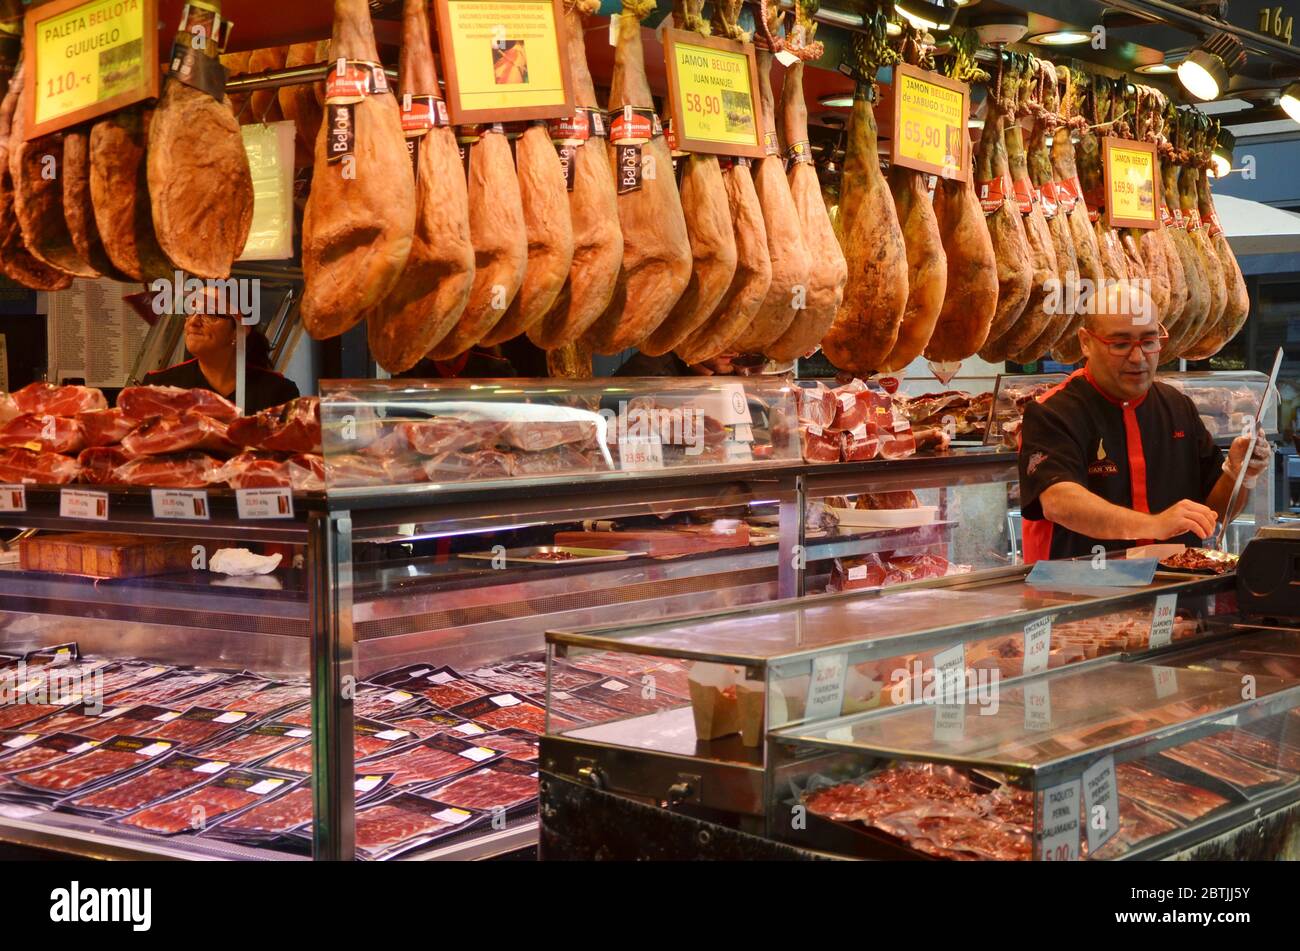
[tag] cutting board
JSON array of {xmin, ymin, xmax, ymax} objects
[{"xmin": 19, "ymin": 533, "xmax": 197, "ymax": 579}]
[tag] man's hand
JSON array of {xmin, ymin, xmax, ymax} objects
[
  {"xmin": 1225, "ymin": 425, "xmax": 1271, "ymax": 488},
  {"xmin": 1147, "ymin": 499, "xmax": 1218, "ymax": 541}
]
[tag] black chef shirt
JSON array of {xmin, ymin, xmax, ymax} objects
[
  {"xmin": 143, "ymin": 359, "xmax": 300, "ymax": 414},
  {"xmin": 1018, "ymin": 368, "xmax": 1224, "ymax": 562}
]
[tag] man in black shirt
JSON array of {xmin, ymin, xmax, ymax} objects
[{"xmin": 1019, "ymin": 283, "xmax": 1271, "ymax": 562}]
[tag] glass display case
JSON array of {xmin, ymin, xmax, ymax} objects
[
  {"xmin": 542, "ymin": 568, "xmax": 1238, "ymax": 825},
  {"xmin": 768, "ymin": 641, "xmax": 1300, "ymax": 860}
]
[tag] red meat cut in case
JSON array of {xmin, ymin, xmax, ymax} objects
[
  {"xmin": 0, "ymin": 448, "xmax": 80, "ymax": 484},
  {"xmin": 496, "ymin": 420, "xmax": 595, "ymax": 453},
  {"xmin": 357, "ymin": 734, "xmax": 496, "ymax": 787},
  {"xmin": 0, "ymin": 733, "xmax": 94, "ymax": 773},
  {"xmin": 397, "ymin": 418, "xmax": 506, "ymax": 455},
  {"xmin": 111, "ymin": 453, "xmax": 221, "ymax": 488},
  {"xmin": 12, "ymin": 383, "xmax": 107, "ymax": 417},
  {"xmin": 209, "ymin": 786, "xmax": 314, "ymax": 835},
  {"xmin": 841, "ymin": 427, "xmax": 879, "ymax": 462},
  {"xmin": 426, "ymin": 759, "xmax": 538, "ymax": 811},
  {"xmin": 0, "ymin": 703, "xmax": 68, "ymax": 730},
  {"xmin": 197, "ymin": 725, "xmax": 309, "ymax": 764},
  {"xmin": 107, "ymin": 670, "xmax": 227, "ymax": 706},
  {"xmin": 77, "ymin": 447, "xmax": 131, "ymax": 484},
  {"xmin": 511, "ymin": 445, "xmax": 597, "ymax": 476},
  {"xmin": 171, "ymin": 675, "xmax": 269, "ymax": 710},
  {"xmin": 120, "ymin": 413, "xmax": 237, "ymax": 456},
  {"xmin": 1116, "ymin": 762, "xmax": 1229, "ymax": 822},
  {"xmin": 150, "ymin": 707, "xmax": 251, "ymax": 746},
  {"xmin": 799, "ymin": 424, "xmax": 841, "ymax": 464},
  {"xmin": 797, "ymin": 382, "xmax": 837, "ymax": 429},
  {"xmin": 226, "ymin": 397, "xmax": 321, "ymax": 453},
  {"xmin": 12, "ymin": 736, "xmax": 169, "ymax": 793},
  {"xmin": 208, "ymin": 451, "xmax": 324, "ymax": 490},
  {"xmin": 66, "ymin": 755, "xmax": 229, "ymax": 813},
  {"xmin": 77, "ymin": 408, "xmax": 138, "ymax": 447},
  {"xmin": 476, "ymin": 729, "xmax": 539, "ymax": 762},
  {"xmin": 422, "ymin": 449, "xmax": 514, "ymax": 481},
  {"xmin": 354, "ymin": 796, "xmax": 468, "ymax": 857},
  {"xmin": 118, "ymin": 772, "xmax": 290, "ymax": 834},
  {"xmin": 0, "ymin": 414, "xmax": 86, "ymax": 454},
  {"xmin": 117, "ymin": 386, "xmax": 239, "ymax": 422}
]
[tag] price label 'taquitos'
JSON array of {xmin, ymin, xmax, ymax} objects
[
  {"xmin": 662, "ymin": 28, "xmax": 763, "ymax": 159},
  {"xmin": 23, "ymin": 0, "xmax": 160, "ymax": 140},
  {"xmin": 890, "ymin": 64, "xmax": 969, "ymax": 182},
  {"xmin": 1103, "ymin": 137, "xmax": 1159, "ymax": 230}
]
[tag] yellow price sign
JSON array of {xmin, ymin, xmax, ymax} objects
[
  {"xmin": 434, "ymin": 0, "xmax": 574, "ymax": 125},
  {"xmin": 662, "ymin": 28, "xmax": 763, "ymax": 159},
  {"xmin": 23, "ymin": 0, "xmax": 159, "ymax": 140},
  {"xmin": 890, "ymin": 64, "xmax": 969, "ymax": 182},
  {"xmin": 1102, "ymin": 137, "xmax": 1159, "ymax": 230}
]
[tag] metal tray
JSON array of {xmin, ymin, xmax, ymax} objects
[{"xmin": 458, "ymin": 546, "xmax": 644, "ymax": 565}]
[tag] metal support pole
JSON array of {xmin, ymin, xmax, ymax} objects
[
  {"xmin": 777, "ymin": 474, "xmax": 807, "ymax": 600},
  {"xmin": 309, "ymin": 510, "xmax": 356, "ymax": 860}
]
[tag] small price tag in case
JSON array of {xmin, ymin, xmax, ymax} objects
[
  {"xmin": 804, "ymin": 653, "xmax": 848, "ymax": 721},
  {"xmin": 0, "ymin": 485, "xmax": 26, "ymax": 512},
  {"xmin": 490, "ymin": 694, "xmax": 522, "ymax": 707},
  {"xmin": 287, "ymin": 728, "xmax": 311, "ymax": 738},
  {"xmin": 247, "ymin": 779, "xmax": 286, "ymax": 795},
  {"xmin": 213, "ymin": 712, "xmax": 247, "ymax": 724},
  {"xmin": 1023, "ymin": 679, "xmax": 1052, "ymax": 732},
  {"xmin": 460, "ymin": 746, "xmax": 497, "ymax": 762},
  {"xmin": 619, "ymin": 436, "xmax": 664, "ymax": 472},
  {"xmin": 356, "ymin": 775, "xmax": 384, "ymax": 793},
  {"xmin": 375, "ymin": 729, "xmax": 409, "ymax": 741},
  {"xmin": 1023, "ymin": 616, "xmax": 1052, "ymax": 676},
  {"xmin": 427, "ymin": 671, "xmax": 454, "ymax": 684},
  {"xmin": 1083, "ymin": 754, "xmax": 1120, "ymax": 853},
  {"xmin": 433, "ymin": 807, "xmax": 474, "ymax": 824},
  {"xmin": 194, "ymin": 760, "xmax": 228, "ymax": 774},
  {"xmin": 2, "ymin": 734, "xmax": 37, "ymax": 749},
  {"xmin": 454, "ymin": 723, "xmax": 486, "ymax": 735},
  {"xmin": 236, "ymin": 487, "xmax": 295, "ymax": 520},
  {"xmin": 151, "ymin": 489, "xmax": 210, "ymax": 521},
  {"xmin": 1148, "ymin": 594, "xmax": 1177, "ymax": 649},
  {"xmin": 1039, "ymin": 779, "xmax": 1082, "ymax": 861},
  {"xmin": 137, "ymin": 742, "xmax": 172, "ymax": 757},
  {"xmin": 601, "ymin": 680, "xmax": 629, "ymax": 692},
  {"xmin": 60, "ymin": 489, "xmax": 108, "ymax": 521}
]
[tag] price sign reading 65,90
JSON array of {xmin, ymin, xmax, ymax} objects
[{"xmin": 891, "ymin": 64, "xmax": 970, "ymax": 183}]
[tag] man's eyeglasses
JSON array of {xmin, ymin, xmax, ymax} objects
[{"xmin": 1082, "ymin": 323, "xmax": 1169, "ymax": 357}]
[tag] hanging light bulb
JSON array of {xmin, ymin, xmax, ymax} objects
[
  {"xmin": 1177, "ymin": 32, "xmax": 1247, "ymax": 101},
  {"xmin": 1281, "ymin": 81, "xmax": 1300, "ymax": 124},
  {"xmin": 1209, "ymin": 128, "xmax": 1235, "ymax": 178},
  {"xmin": 894, "ymin": 0, "xmax": 960, "ymax": 32}
]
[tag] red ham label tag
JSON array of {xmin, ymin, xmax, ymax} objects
[
  {"xmin": 1012, "ymin": 177, "xmax": 1035, "ymax": 215},
  {"xmin": 1207, "ymin": 212, "xmax": 1224, "ymax": 237},
  {"xmin": 548, "ymin": 111, "xmax": 591, "ymax": 142},
  {"xmin": 326, "ymin": 60, "xmax": 384, "ymax": 104},
  {"xmin": 1188, "ymin": 208, "xmax": 1202, "ymax": 232},
  {"xmin": 609, "ymin": 106, "xmax": 655, "ymax": 144},
  {"xmin": 664, "ymin": 120, "xmax": 679, "ymax": 153},
  {"xmin": 1053, "ymin": 177, "xmax": 1078, "ymax": 213},
  {"xmin": 1039, "ymin": 180, "xmax": 1060, "ymax": 219},
  {"xmin": 1172, "ymin": 205, "xmax": 1185, "ymax": 228},
  {"xmin": 977, "ymin": 174, "xmax": 1011, "ymax": 215},
  {"xmin": 400, "ymin": 95, "xmax": 443, "ymax": 134},
  {"xmin": 1160, "ymin": 203, "xmax": 1173, "ymax": 228}
]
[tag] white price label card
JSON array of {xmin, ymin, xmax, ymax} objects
[
  {"xmin": 490, "ymin": 694, "xmax": 522, "ymax": 707},
  {"xmin": 194, "ymin": 760, "xmax": 228, "ymax": 774},
  {"xmin": 287, "ymin": 728, "xmax": 311, "ymax": 738},
  {"xmin": 236, "ymin": 487, "xmax": 295, "ymax": 520},
  {"xmin": 618, "ymin": 436, "xmax": 664, "ymax": 471},
  {"xmin": 0, "ymin": 485, "xmax": 26, "ymax": 512},
  {"xmin": 933, "ymin": 642, "xmax": 967, "ymax": 702},
  {"xmin": 1038, "ymin": 779, "xmax": 1082, "ymax": 861},
  {"xmin": 1023, "ymin": 616, "xmax": 1052, "ymax": 676},
  {"xmin": 408, "ymin": 667, "xmax": 432, "ymax": 678},
  {"xmin": 600, "ymin": 680, "xmax": 629, "ymax": 692},
  {"xmin": 1023, "ymin": 679, "xmax": 1052, "ymax": 732},
  {"xmin": 374, "ymin": 729, "xmax": 410, "ymax": 741},
  {"xmin": 151, "ymin": 489, "xmax": 210, "ymax": 520},
  {"xmin": 152, "ymin": 711, "xmax": 184, "ymax": 722},
  {"xmin": 1152, "ymin": 665, "xmax": 1179, "ymax": 698},
  {"xmin": 3, "ymin": 734, "xmax": 37, "ymax": 748},
  {"xmin": 804, "ymin": 652, "xmax": 848, "ymax": 721},
  {"xmin": 1148, "ymin": 594, "xmax": 1177, "ymax": 649},
  {"xmin": 356, "ymin": 775, "xmax": 384, "ymax": 793},
  {"xmin": 137, "ymin": 742, "xmax": 172, "ymax": 757},
  {"xmin": 460, "ymin": 746, "xmax": 497, "ymax": 762},
  {"xmin": 247, "ymin": 779, "xmax": 286, "ymax": 795},
  {"xmin": 69, "ymin": 741, "xmax": 98, "ymax": 754},
  {"xmin": 213, "ymin": 712, "xmax": 247, "ymax": 724},
  {"xmin": 427, "ymin": 671, "xmax": 454, "ymax": 684},
  {"xmin": 382, "ymin": 690, "xmax": 412, "ymax": 704},
  {"xmin": 1083, "ymin": 754, "xmax": 1119, "ymax": 853},
  {"xmin": 933, "ymin": 701, "xmax": 966, "ymax": 742},
  {"xmin": 60, "ymin": 489, "xmax": 108, "ymax": 520},
  {"xmin": 454, "ymin": 723, "xmax": 486, "ymax": 735},
  {"xmin": 433, "ymin": 807, "xmax": 474, "ymax": 824},
  {"xmin": 718, "ymin": 383, "xmax": 754, "ymax": 426}
]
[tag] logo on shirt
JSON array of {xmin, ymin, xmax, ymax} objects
[
  {"xmin": 1173, "ymin": 429, "xmax": 1185, "ymax": 439},
  {"xmin": 1087, "ymin": 438, "xmax": 1119, "ymax": 477},
  {"xmin": 1027, "ymin": 451, "xmax": 1048, "ymax": 475}
]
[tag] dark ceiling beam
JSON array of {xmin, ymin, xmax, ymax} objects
[{"xmin": 1097, "ymin": 0, "xmax": 1300, "ymax": 65}]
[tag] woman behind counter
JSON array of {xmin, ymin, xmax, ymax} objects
[{"xmin": 144, "ymin": 312, "xmax": 299, "ymax": 413}]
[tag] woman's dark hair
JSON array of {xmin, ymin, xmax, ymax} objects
[{"xmin": 244, "ymin": 326, "xmax": 274, "ymax": 370}]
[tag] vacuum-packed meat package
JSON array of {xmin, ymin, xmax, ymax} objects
[
  {"xmin": 352, "ymin": 685, "xmax": 425, "ymax": 721},
  {"xmin": 0, "ymin": 448, "xmax": 81, "ymax": 484},
  {"xmin": 380, "ymin": 711, "xmax": 491, "ymax": 740},
  {"xmin": 13, "ymin": 383, "xmax": 107, "ymax": 417},
  {"xmin": 352, "ymin": 793, "xmax": 484, "ymax": 860},
  {"xmin": 1116, "ymin": 762, "xmax": 1230, "ymax": 822},
  {"xmin": 150, "ymin": 707, "xmax": 254, "ymax": 746},
  {"xmin": 0, "ymin": 703, "xmax": 71, "ymax": 731},
  {"xmin": 226, "ymin": 397, "xmax": 321, "ymax": 453},
  {"xmin": 205, "ymin": 774, "xmax": 389, "ymax": 840},
  {"xmin": 114, "ymin": 770, "xmax": 295, "ymax": 835},
  {"xmin": 526, "ymin": 690, "xmax": 619, "ymax": 725},
  {"xmin": 369, "ymin": 664, "xmax": 493, "ymax": 709},
  {"xmin": 450, "ymin": 694, "xmax": 570, "ymax": 734},
  {"xmin": 0, "ymin": 731, "xmax": 95, "ymax": 773},
  {"xmin": 260, "ymin": 718, "xmax": 415, "ymax": 775},
  {"xmin": 799, "ymin": 424, "xmax": 841, "ymax": 464},
  {"xmin": 61, "ymin": 753, "xmax": 233, "ymax": 816},
  {"xmin": 0, "ymin": 413, "xmax": 87, "ymax": 454},
  {"xmin": 77, "ymin": 408, "xmax": 137, "ymax": 448},
  {"xmin": 175, "ymin": 674, "xmax": 272, "ymax": 710},
  {"xmin": 1159, "ymin": 737, "xmax": 1286, "ymax": 790},
  {"xmin": 423, "ymin": 758, "xmax": 539, "ymax": 812},
  {"xmin": 357, "ymin": 733, "xmax": 500, "ymax": 787},
  {"xmin": 10, "ymin": 734, "xmax": 177, "ymax": 795},
  {"xmin": 120, "ymin": 413, "xmax": 236, "ymax": 457},
  {"xmin": 195, "ymin": 723, "xmax": 310, "ymax": 764},
  {"xmin": 570, "ymin": 677, "xmax": 686, "ymax": 717},
  {"xmin": 107, "ymin": 669, "xmax": 228, "ymax": 706},
  {"xmin": 76, "ymin": 447, "xmax": 131, "ymax": 484},
  {"xmin": 223, "ymin": 682, "xmax": 310, "ymax": 717},
  {"xmin": 476, "ymin": 729, "xmax": 539, "ymax": 762},
  {"xmin": 110, "ymin": 452, "xmax": 222, "ymax": 488},
  {"xmin": 24, "ymin": 702, "xmax": 172, "ymax": 740},
  {"xmin": 396, "ymin": 418, "xmax": 506, "ymax": 456},
  {"xmin": 116, "ymin": 386, "xmax": 239, "ymax": 422}
]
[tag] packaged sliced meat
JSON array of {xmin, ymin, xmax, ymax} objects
[
  {"xmin": 827, "ymin": 553, "xmax": 889, "ymax": 593},
  {"xmin": 497, "ymin": 420, "xmax": 596, "ymax": 453},
  {"xmin": 226, "ymin": 397, "xmax": 321, "ymax": 453},
  {"xmin": 395, "ymin": 418, "xmax": 505, "ymax": 456},
  {"xmin": 111, "ymin": 453, "xmax": 222, "ymax": 488},
  {"xmin": 799, "ymin": 424, "xmax": 841, "ymax": 464},
  {"xmin": 380, "ymin": 711, "xmax": 491, "ymax": 741},
  {"xmin": 24, "ymin": 702, "xmax": 172, "ymax": 741},
  {"xmin": 512, "ymin": 445, "xmax": 600, "ymax": 477},
  {"xmin": 62, "ymin": 753, "xmax": 233, "ymax": 816},
  {"xmin": 10, "ymin": 734, "xmax": 176, "ymax": 795},
  {"xmin": 797, "ymin": 382, "xmax": 837, "ymax": 429},
  {"xmin": 107, "ymin": 670, "xmax": 228, "ymax": 707},
  {"xmin": 841, "ymin": 427, "xmax": 879, "ymax": 462},
  {"xmin": 369, "ymin": 665, "xmax": 493, "ymax": 709},
  {"xmin": 356, "ymin": 733, "xmax": 501, "ymax": 787},
  {"xmin": 150, "ymin": 707, "xmax": 254, "ymax": 746},
  {"xmin": 259, "ymin": 718, "xmax": 414, "ymax": 775},
  {"xmin": 1159, "ymin": 737, "xmax": 1286, "ymax": 790},
  {"xmin": 175, "ymin": 674, "xmax": 272, "ymax": 710},
  {"xmin": 352, "ymin": 685, "xmax": 424, "ymax": 721},
  {"xmin": 450, "ymin": 694, "xmax": 573, "ymax": 734},
  {"xmin": 1207, "ymin": 729, "xmax": 1300, "ymax": 774},
  {"xmin": 12, "ymin": 383, "xmax": 106, "ymax": 417},
  {"xmin": 0, "ymin": 731, "xmax": 96, "ymax": 773},
  {"xmin": 528, "ymin": 686, "xmax": 623, "ymax": 725},
  {"xmin": 205, "ymin": 773, "xmax": 389, "ymax": 841},
  {"xmin": 76, "ymin": 407, "xmax": 137, "ymax": 448},
  {"xmin": 466, "ymin": 655, "xmax": 601, "ymax": 694},
  {"xmin": 116, "ymin": 386, "xmax": 239, "ymax": 422},
  {"xmin": 207, "ymin": 452, "xmax": 324, "ymax": 491},
  {"xmin": 0, "ymin": 448, "xmax": 80, "ymax": 484},
  {"xmin": 0, "ymin": 413, "xmax": 86, "ymax": 454},
  {"xmin": 120, "ymin": 413, "xmax": 236, "ymax": 457},
  {"xmin": 0, "ymin": 703, "xmax": 72, "ymax": 731},
  {"xmin": 567, "ymin": 651, "xmax": 679, "ymax": 681},
  {"xmin": 352, "ymin": 792, "xmax": 484, "ymax": 860},
  {"xmin": 228, "ymin": 683, "xmax": 310, "ymax": 717},
  {"xmin": 570, "ymin": 677, "xmax": 686, "ymax": 718},
  {"xmin": 115, "ymin": 769, "xmax": 295, "ymax": 835},
  {"xmin": 476, "ymin": 729, "xmax": 539, "ymax": 762},
  {"xmin": 423, "ymin": 758, "xmax": 539, "ymax": 812},
  {"xmin": 1116, "ymin": 762, "xmax": 1229, "ymax": 823},
  {"xmin": 1089, "ymin": 795, "xmax": 1182, "ymax": 859},
  {"xmin": 196, "ymin": 723, "xmax": 311, "ymax": 765},
  {"xmin": 421, "ymin": 449, "xmax": 515, "ymax": 482},
  {"xmin": 76, "ymin": 447, "xmax": 131, "ymax": 485}
]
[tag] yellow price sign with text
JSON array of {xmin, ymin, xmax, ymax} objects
[
  {"xmin": 1103, "ymin": 138, "xmax": 1159, "ymax": 230},
  {"xmin": 662, "ymin": 28, "xmax": 763, "ymax": 159},
  {"xmin": 434, "ymin": 0, "xmax": 574, "ymax": 125},
  {"xmin": 891, "ymin": 64, "xmax": 969, "ymax": 182},
  {"xmin": 24, "ymin": 0, "xmax": 159, "ymax": 140}
]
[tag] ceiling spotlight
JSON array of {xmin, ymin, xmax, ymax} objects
[
  {"xmin": 1177, "ymin": 32, "xmax": 1247, "ymax": 102},
  {"xmin": 1282, "ymin": 81, "xmax": 1300, "ymax": 124},
  {"xmin": 1210, "ymin": 128, "xmax": 1236, "ymax": 178},
  {"xmin": 819, "ymin": 94, "xmax": 855, "ymax": 108},
  {"xmin": 971, "ymin": 13, "xmax": 1028, "ymax": 47},
  {"xmin": 886, "ymin": 21, "xmax": 902, "ymax": 37},
  {"xmin": 1135, "ymin": 62, "xmax": 1175, "ymax": 75},
  {"xmin": 1027, "ymin": 30, "xmax": 1092, "ymax": 46},
  {"xmin": 894, "ymin": 0, "xmax": 960, "ymax": 32}
]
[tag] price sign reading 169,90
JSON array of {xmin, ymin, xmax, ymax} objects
[{"xmin": 23, "ymin": 0, "xmax": 160, "ymax": 140}]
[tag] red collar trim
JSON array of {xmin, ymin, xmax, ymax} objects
[{"xmin": 1083, "ymin": 365, "xmax": 1148, "ymax": 409}]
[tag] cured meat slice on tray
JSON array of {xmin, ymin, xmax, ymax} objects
[
  {"xmin": 571, "ymin": 677, "xmax": 686, "ymax": 717},
  {"xmin": 107, "ymin": 670, "xmax": 227, "ymax": 707},
  {"xmin": 0, "ymin": 448, "xmax": 79, "ymax": 484},
  {"xmin": 580, "ymin": 0, "xmax": 692, "ymax": 354},
  {"xmin": 382, "ymin": 712, "xmax": 488, "ymax": 740},
  {"xmin": 77, "ymin": 408, "xmax": 137, "ymax": 448},
  {"xmin": 0, "ymin": 732, "xmax": 94, "ymax": 774},
  {"xmin": 356, "ymin": 734, "xmax": 499, "ymax": 787},
  {"xmin": 0, "ymin": 414, "xmax": 86, "ymax": 454},
  {"xmin": 424, "ymin": 759, "xmax": 539, "ymax": 812},
  {"xmin": 120, "ymin": 414, "xmax": 235, "ymax": 457},
  {"xmin": 206, "ymin": 785, "xmax": 314, "ymax": 837},
  {"xmin": 0, "ymin": 703, "xmax": 68, "ymax": 732},
  {"xmin": 302, "ymin": 0, "xmax": 416, "ymax": 339},
  {"xmin": 369, "ymin": 664, "xmax": 493, "ymax": 708},
  {"xmin": 1160, "ymin": 737, "xmax": 1286, "ymax": 789},
  {"xmin": 353, "ymin": 793, "xmax": 480, "ymax": 859},
  {"xmin": 175, "ymin": 674, "xmax": 272, "ymax": 711},
  {"xmin": 477, "ymin": 729, "xmax": 540, "ymax": 762},
  {"xmin": 147, "ymin": 1, "xmax": 254, "ymax": 278},
  {"xmin": 64, "ymin": 754, "xmax": 231, "ymax": 815},
  {"xmin": 150, "ymin": 707, "xmax": 252, "ymax": 746},
  {"xmin": 527, "ymin": 0, "xmax": 623, "ymax": 350},
  {"xmin": 231, "ymin": 683, "xmax": 311, "ymax": 717},
  {"xmin": 227, "ymin": 397, "xmax": 321, "ymax": 453},
  {"xmin": 364, "ymin": 0, "xmax": 474, "ymax": 371},
  {"xmin": 1116, "ymin": 761, "xmax": 1229, "ymax": 822},
  {"xmin": 197, "ymin": 724, "xmax": 309, "ymax": 765},
  {"xmin": 10, "ymin": 735, "xmax": 173, "ymax": 794},
  {"xmin": 260, "ymin": 718, "xmax": 411, "ymax": 774},
  {"xmin": 14, "ymin": 383, "xmax": 106, "ymax": 417},
  {"xmin": 111, "ymin": 453, "xmax": 222, "ymax": 489},
  {"xmin": 117, "ymin": 770, "xmax": 293, "ymax": 835},
  {"xmin": 450, "ymin": 694, "xmax": 573, "ymax": 734},
  {"xmin": 117, "ymin": 386, "xmax": 238, "ymax": 423},
  {"xmin": 25, "ymin": 703, "xmax": 163, "ymax": 741}
]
